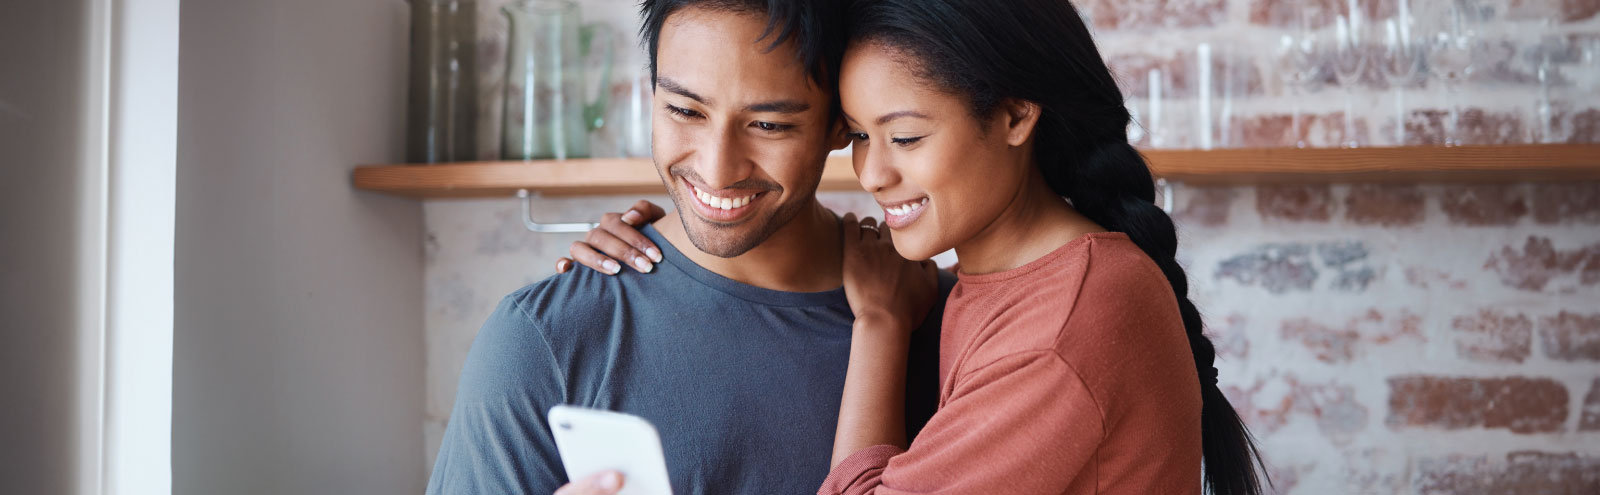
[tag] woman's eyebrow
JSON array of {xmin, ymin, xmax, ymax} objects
[{"xmin": 875, "ymin": 110, "xmax": 930, "ymax": 125}]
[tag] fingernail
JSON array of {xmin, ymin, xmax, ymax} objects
[
  {"xmin": 645, "ymin": 247, "xmax": 662, "ymax": 262},
  {"xmin": 556, "ymin": 259, "xmax": 570, "ymax": 272},
  {"xmin": 602, "ymin": 260, "xmax": 621, "ymax": 274},
  {"xmin": 597, "ymin": 472, "xmax": 622, "ymax": 491},
  {"xmin": 621, "ymin": 210, "xmax": 641, "ymax": 225},
  {"xmin": 633, "ymin": 257, "xmax": 653, "ymax": 273}
]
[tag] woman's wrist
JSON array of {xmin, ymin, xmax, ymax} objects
[{"xmin": 851, "ymin": 310, "xmax": 915, "ymax": 336}]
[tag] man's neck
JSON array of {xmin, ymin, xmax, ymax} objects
[{"xmin": 657, "ymin": 200, "xmax": 844, "ymax": 293}]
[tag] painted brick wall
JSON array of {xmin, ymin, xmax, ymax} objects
[
  {"xmin": 422, "ymin": 0, "xmax": 1600, "ymax": 492},
  {"xmin": 1175, "ymin": 182, "xmax": 1599, "ymax": 493}
]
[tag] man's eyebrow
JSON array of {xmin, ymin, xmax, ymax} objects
[
  {"xmin": 744, "ymin": 100, "xmax": 811, "ymax": 114},
  {"xmin": 657, "ymin": 77, "xmax": 708, "ymax": 104},
  {"xmin": 876, "ymin": 110, "xmax": 930, "ymax": 125}
]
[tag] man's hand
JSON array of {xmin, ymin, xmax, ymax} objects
[
  {"xmin": 555, "ymin": 200, "xmax": 668, "ymax": 275},
  {"xmin": 552, "ymin": 471, "xmax": 625, "ymax": 495}
]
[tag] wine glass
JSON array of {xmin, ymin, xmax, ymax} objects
[
  {"xmin": 1543, "ymin": 34, "xmax": 1600, "ymax": 143},
  {"xmin": 1523, "ymin": 31, "xmax": 1564, "ymax": 144},
  {"xmin": 1272, "ymin": 34, "xmax": 1304, "ymax": 147},
  {"xmin": 1272, "ymin": 0, "xmax": 1326, "ymax": 148},
  {"xmin": 1374, "ymin": 0, "xmax": 1425, "ymax": 145},
  {"xmin": 1424, "ymin": 0, "xmax": 1480, "ymax": 146},
  {"xmin": 1330, "ymin": 0, "xmax": 1371, "ymax": 148}
]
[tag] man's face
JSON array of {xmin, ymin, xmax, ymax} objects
[{"xmin": 652, "ymin": 7, "xmax": 839, "ymax": 258}]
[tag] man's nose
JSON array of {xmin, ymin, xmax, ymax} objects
[{"xmin": 698, "ymin": 127, "xmax": 753, "ymax": 190}]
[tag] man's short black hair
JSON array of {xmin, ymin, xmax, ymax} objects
[{"xmin": 639, "ymin": 0, "xmax": 846, "ymax": 95}]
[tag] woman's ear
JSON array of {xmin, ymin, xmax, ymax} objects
[
  {"xmin": 829, "ymin": 118, "xmax": 853, "ymax": 151},
  {"xmin": 1002, "ymin": 99, "xmax": 1041, "ymax": 147}
]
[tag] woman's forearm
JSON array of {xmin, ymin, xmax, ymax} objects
[{"xmin": 830, "ymin": 314, "xmax": 912, "ymax": 468}]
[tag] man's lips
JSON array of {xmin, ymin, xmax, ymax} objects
[{"xmin": 682, "ymin": 177, "xmax": 767, "ymax": 222}]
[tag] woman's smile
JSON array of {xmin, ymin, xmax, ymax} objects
[{"xmin": 879, "ymin": 196, "xmax": 929, "ymax": 230}]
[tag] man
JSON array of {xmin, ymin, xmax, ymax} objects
[{"xmin": 424, "ymin": 1, "xmax": 952, "ymax": 493}]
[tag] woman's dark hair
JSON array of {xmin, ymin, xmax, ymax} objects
[
  {"xmin": 846, "ymin": 1, "xmax": 1268, "ymax": 493},
  {"xmin": 639, "ymin": 0, "xmax": 846, "ymax": 95}
]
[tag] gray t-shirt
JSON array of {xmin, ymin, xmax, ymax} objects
[{"xmin": 426, "ymin": 224, "xmax": 953, "ymax": 495}]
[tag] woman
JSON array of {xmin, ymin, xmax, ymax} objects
[{"xmin": 564, "ymin": 0, "xmax": 1266, "ymax": 493}]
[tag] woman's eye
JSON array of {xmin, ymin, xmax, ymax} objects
[
  {"xmin": 666, "ymin": 105, "xmax": 702, "ymax": 119},
  {"xmin": 890, "ymin": 136, "xmax": 925, "ymax": 146}
]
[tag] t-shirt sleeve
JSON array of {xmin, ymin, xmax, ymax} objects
[
  {"xmin": 818, "ymin": 351, "xmax": 1104, "ymax": 495},
  {"xmin": 426, "ymin": 294, "xmax": 569, "ymax": 495}
]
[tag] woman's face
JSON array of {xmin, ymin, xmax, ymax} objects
[{"xmin": 838, "ymin": 42, "xmax": 1038, "ymax": 261}]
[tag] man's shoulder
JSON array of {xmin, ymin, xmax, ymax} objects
[
  {"xmin": 459, "ymin": 270, "xmax": 639, "ymax": 400},
  {"xmin": 910, "ymin": 268, "xmax": 958, "ymax": 334},
  {"xmin": 502, "ymin": 264, "xmax": 646, "ymax": 325},
  {"xmin": 936, "ymin": 268, "xmax": 957, "ymax": 295}
]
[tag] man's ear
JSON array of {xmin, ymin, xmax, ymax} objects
[
  {"xmin": 828, "ymin": 117, "xmax": 853, "ymax": 151},
  {"xmin": 1001, "ymin": 99, "xmax": 1041, "ymax": 147}
]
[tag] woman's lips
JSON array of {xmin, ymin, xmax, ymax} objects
[{"xmin": 881, "ymin": 197, "xmax": 929, "ymax": 230}]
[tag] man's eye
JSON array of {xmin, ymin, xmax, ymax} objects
[
  {"xmin": 753, "ymin": 121, "xmax": 793, "ymax": 133},
  {"xmin": 666, "ymin": 105, "xmax": 702, "ymax": 119},
  {"xmin": 847, "ymin": 131, "xmax": 869, "ymax": 142}
]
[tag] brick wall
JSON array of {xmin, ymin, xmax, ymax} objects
[
  {"xmin": 422, "ymin": 0, "xmax": 1600, "ymax": 492},
  {"xmin": 1086, "ymin": 2, "xmax": 1600, "ymax": 492},
  {"xmin": 1175, "ymin": 182, "xmax": 1599, "ymax": 493}
]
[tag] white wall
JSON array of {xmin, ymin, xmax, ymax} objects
[
  {"xmin": 0, "ymin": 0, "xmax": 94, "ymax": 492},
  {"xmin": 173, "ymin": 0, "xmax": 427, "ymax": 493}
]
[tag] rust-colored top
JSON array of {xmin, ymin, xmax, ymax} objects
[{"xmin": 821, "ymin": 233, "xmax": 1203, "ymax": 494}]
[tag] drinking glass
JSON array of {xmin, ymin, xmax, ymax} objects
[
  {"xmin": 1423, "ymin": 0, "xmax": 1480, "ymax": 146},
  {"xmin": 1374, "ymin": 0, "xmax": 1424, "ymax": 145},
  {"xmin": 1209, "ymin": 43, "xmax": 1255, "ymax": 148},
  {"xmin": 1284, "ymin": 0, "xmax": 1330, "ymax": 148},
  {"xmin": 1331, "ymin": 0, "xmax": 1370, "ymax": 148}
]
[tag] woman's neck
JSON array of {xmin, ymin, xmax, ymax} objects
[{"xmin": 953, "ymin": 169, "xmax": 1105, "ymax": 275}]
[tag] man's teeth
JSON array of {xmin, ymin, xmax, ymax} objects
[
  {"xmin": 692, "ymin": 186, "xmax": 756, "ymax": 210},
  {"xmin": 886, "ymin": 198, "xmax": 929, "ymax": 217}
]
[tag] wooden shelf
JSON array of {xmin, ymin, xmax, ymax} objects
[{"xmin": 351, "ymin": 144, "xmax": 1600, "ymax": 198}]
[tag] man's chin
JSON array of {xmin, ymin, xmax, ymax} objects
[
  {"xmin": 664, "ymin": 184, "xmax": 812, "ymax": 259},
  {"xmin": 679, "ymin": 212, "xmax": 766, "ymax": 258}
]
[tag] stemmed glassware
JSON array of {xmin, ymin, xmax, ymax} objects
[
  {"xmin": 1374, "ymin": 0, "xmax": 1425, "ymax": 145},
  {"xmin": 1424, "ymin": 0, "xmax": 1481, "ymax": 146},
  {"xmin": 1330, "ymin": 0, "xmax": 1371, "ymax": 148},
  {"xmin": 1272, "ymin": 0, "xmax": 1327, "ymax": 148},
  {"xmin": 1533, "ymin": 34, "xmax": 1600, "ymax": 143}
]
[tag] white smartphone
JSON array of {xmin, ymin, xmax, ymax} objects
[{"xmin": 548, "ymin": 405, "xmax": 674, "ymax": 495}]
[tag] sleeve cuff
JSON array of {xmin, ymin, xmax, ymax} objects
[{"xmin": 818, "ymin": 444, "xmax": 906, "ymax": 495}]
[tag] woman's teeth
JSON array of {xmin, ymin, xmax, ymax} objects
[
  {"xmin": 692, "ymin": 185, "xmax": 756, "ymax": 210},
  {"xmin": 886, "ymin": 198, "xmax": 928, "ymax": 217}
]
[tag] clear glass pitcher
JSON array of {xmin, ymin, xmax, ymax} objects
[{"xmin": 501, "ymin": 0, "xmax": 615, "ymax": 160}]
